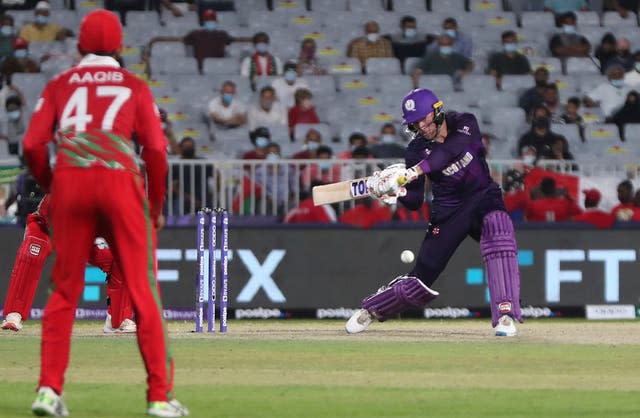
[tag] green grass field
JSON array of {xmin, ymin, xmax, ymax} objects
[{"xmin": 1, "ymin": 320, "xmax": 640, "ymax": 418}]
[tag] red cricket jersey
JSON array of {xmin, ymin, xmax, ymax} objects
[
  {"xmin": 283, "ymin": 198, "xmax": 337, "ymax": 224},
  {"xmin": 22, "ymin": 54, "xmax": 167, "ymax": 217},
  {"xmin": 573, "ymin": 209, "xmax": 615, "ymax": 229},
  {"xmin": 524, "ymin": 197, "xmax": 582, "ymax": 222}
]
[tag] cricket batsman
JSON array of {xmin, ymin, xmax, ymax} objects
[
  {"xmin": 1, "ymin": 195, "xmax": 136, "ymax": 334},
  {"xmin": 345, "ymin": 88, "xmax": 523, "ymax": 337},
  {"xmin": 22, "ymin": 9, "xmax": 188, "ymax": 417}
]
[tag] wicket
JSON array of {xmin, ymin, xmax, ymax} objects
[{"xmin": 195, "ymin": 207, "xmax": 229, "ymax": 333}]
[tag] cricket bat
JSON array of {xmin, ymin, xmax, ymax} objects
[{"xmin": 312, "ymin": 175, "xmax": 408, "ymax": 206}]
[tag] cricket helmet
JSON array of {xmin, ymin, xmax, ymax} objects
[{"xmin": 401, "ymin": 88, "xmax": 444, "ymax": 125}]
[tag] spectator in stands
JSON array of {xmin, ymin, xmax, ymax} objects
[
  {"xmin": 338, "ymin": 131, "xmax": 367, "ymax": 159},
  {"xmin": 283, "ymin": 181, "xmax": 337, "ymax": 224},
  {"xmin": 18, "ymin": 2, "xmax": 72, "ymax": 42},
  {"xmin": 624, "ymin": 50, "xmax": 640, "ymax": 89},
  {"xmin": 411, "ymin": 34, "xmax": 473, "ymax": 87},
  {"xmin": 573, "ymin": 188, "xmax": 615, "ymax": 228},
  {"xmin": 0, "ymin": 95, "xmax": 23, "ymax": 154},
  {"xmin": 339, "ymin": 197, "xmax": 392, "ymax": 228},
  {"xmin": 148, "ymin": 9, "xmax": 251, "ymax": 73},
  {"xmin": 341, "ymin": 145, "xmax": 373, "ymax": 180},
  {"xmin": 428, "ymin": 17, "xmax": 472, "ymax": 59},
  {"xmin": 292, "ymin": 128, "xmax": 323, "ymax": 159},
  {"xmin": 1, "ymin": 38, "xmax": 39, "ymax": 81},
  {"xmin": 297, "ymin": 38, "xmax": 326, "ymax": 76},
  {"xmin": 0, "ymin": 14, "xmax": 16, "ymax": 62},
  {"xmin": 518, "ymin": 66, "xmax": 550, "ymax": 118},
  {"xmin": 288, "ymin": 88, "xmax": 319, "ymax": 140},
  {"xmin": 560, "ymin": 96, "xmax": 584, "ymax": 125},
  {"xmin": 518, "ymin": 106, "xmax": 571, "ymax": 160},
  {"xmin": 255, "ymin": 142, "xmax": 297, "ymax": 216},
  {"xmin": 609, "ymin": 91, "xmax": 640, "ymax": 139},
  {"xmin": 248, "ymin": 85, "xmax": 287, "ymax": 130},
  {"xmin": 487, "ymin": 30, "xmax": 532, "ymax": 89},
  {"xmin": 605, "ymin": 0, "xmax": 640, "ymax": 18},
  {"xmin": 611, "ymin": 179, "xmax": 638, "ymax": 221},
  {"xmin": 595, "ymin": 33, "xmax": 618, "ymax": 75},
  {"xmin": 208, "ymin": 80, "xmax": 247, "ymax": 130},
  {"xmin": 548, "ymin": 12, "xmax": 590, "ymax": 58},
  {"xmin": 604, "ymin": 38, "xmax": 634, "ymax": 73},
  {"xmin": 346, "ymin": 20, "xmax": 393, "ymax": 74},
  {"xmin": 543, "ymin": 83, "xmax": 564, "ymax": 123},
  {"xmin": 393, "ymin": 200, "xmax": 430, "ymax": 223},
  {"xmin": 502, "ymin": 169, "xmax": 528, "ymax": 222},
  {"xmin": 544, "ymin": 0, "xmax": 589, "ymax": 23},
  {"xmin": 272, "ymin": 60, "xmax": 309, "ymax": 109},
  {"xmin": 159, "ymin": 108, "xmax": 180, "ymax": 155},
  {"xmin": 171, "ymin": 137, "xmax": 213, "ymax": 214},
  {"xmin": 547, "ymin": 136, "xmax": 574, "ymax": 161},
  {"xmin": 583, "ymin": 64, "xmax": 631, "ymax": 119},
  {"xmin": 241, "ymin": 32, "xmax": 283, "ymax": 88},
  {"xmin": 370, "ymin": 123, "xmax": 404, "ymax": 158},
  {"xmin": 301, "ymin": 145, "xmax": 341, "ymax": 190},
  {"xmin": 243, "ymin": 126, "xmax": 270, "ymax": 160},
  {"xmin": 389, "ymin": 15, "xmax": 432, "ymax": 73},
  {"xmin": 525, "ymin": 177, "xmax": 581, "ymax": 222}
]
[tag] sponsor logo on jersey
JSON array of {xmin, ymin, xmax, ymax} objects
[
  {"xmin": 29, "ymin": 243, "xmax": 41, "ymax": 256},
  {"xmin": 69, "ymin": 71, "xmax": 124, "ymax": 84},
  {"xmin": 457, "ymin": 125, "xmax": 471, "ymax": 136},
  {"xmin": 498, "ymin": 301, "xmax": 512, "ymax": 313}
]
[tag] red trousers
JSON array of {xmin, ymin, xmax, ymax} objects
[
  {"xmin": 40, "ymin": 169, "xmax": 173, "ymax": 402},
  {"xmin": 3, "ymin": 216, "xmax": 132, "ymax": 327}
]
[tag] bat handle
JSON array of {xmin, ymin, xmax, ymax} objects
[{"xmin": 397, "ymin": 176, "xmax": 407, "ymax": 186}]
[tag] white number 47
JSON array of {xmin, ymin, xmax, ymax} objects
[{"xmin": 60, "ymin": 86, "xmax": 131, "ymax": 132}]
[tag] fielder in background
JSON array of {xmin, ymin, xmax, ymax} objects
[
  {"xmin": 22, "ymin": 10, "xmax": 188, "ymax": 417},
  {"xmin": 1, "ymin": 194, "xmax": 136, "ymax": 334},
  {"xmin": 346, "ymin": 88, "xmax": 523, "ymax": 337}
]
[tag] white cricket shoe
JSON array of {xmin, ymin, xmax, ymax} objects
[
  {"xmin": 118, "ymin": 318, "xmax": 137, "ymax": 333},
  {"xmin": 1, "ymin": 312, "xmax": 23, "ymax": 331},
  {"xmin": 147, "ymin": 400, "xmax": 190, "ymax": 417},
  {"xmin": 31, "ymin": 386, "xmax": 69, "ymax": 417},
  {"xmin": 494, "ymin": 315, "xmax": 517, "ymax": 337},
  {"xmin": 103, "ymin": 313, "xmax": 118, "ymax": 334},
  {"xmin": 345, "ymin": 309, "xmax": 373, "ymax": 334}
]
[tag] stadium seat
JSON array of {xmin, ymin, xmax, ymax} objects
[
  {"xmin": 392, "ymin": 0, "xmax": 428, "ymax": 12},
  {"xmin": 520, "ymin": 11, "xmax": 555, "ymax": 29},
  {"xmin": 551, "ymin": 123, "xmax": 582, "ymax": 150},
  {"xmin": 328, "ymin": 58, "xmax": 362, "ymax": 75},
  {"xmin": 565, "ymin": 57, "xmax": 601, "ymax": 75},
  {"xmin": 151, "ymin": 56, "xmax": 199, "ymax": 75},
  {"xmin": 584, "ymin": 123, "xmax": 621, "ymax": 142},
  {"xmin": 151, "ymin": 42, "xmax": 187, "ymax": 57},
  {"xmin": 309, "ymin": 0, "xmax": 349, "ymax": 12},
  {"xmin": 201, "ymin": 57, "xmax": 242, "ymax": 75},
  {"xmin": 528, "ymin": 57, "xmax": 562, "ymax": 74},
  {"xmin": 603, "ymin": 11, "xmax": 638, "ymax": 27},
  {"xmin": 623, "ymin": 123, "xmax": 640, "ymax": 142},
  {"xmin": 575, "ymin": 11, "xmax": 601, "ymax": 26},
  {"xmin": 365, "ymin": 57, "xmax": 402, "ymax": 75},
  {"xmin": 500, "ymin": 75, "xmax": 532, "ymax": 93},
  {"xmin": 0, "ymin": 140, "xmax": 9, "ymax": 158},
  {"xmin": 348, "ymin": 0, "xmax": 385, "ymax": 12},
  {"xmin": 469, "ymin": 0, "xmax": 503, "ymax": 13},
  {"xmin": 123, "ymin": 11, "xmax": 162, "ymax": 28},
  {"xmin": 306, "ymin": 75, "xmax": 337, "ymax": 97}
]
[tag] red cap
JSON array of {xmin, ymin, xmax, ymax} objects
[
  {"xmin": 78, "ymin": 9, "xmax": 122, "ymax": 54},
  {"xmin": 202, "ymin": 9, "xmax": 217, "ymax": 20},
  {"xmin": 13, "ymin": 37, "xmax": 28, "ymax": 49},
  {"xmin": 583, "ymin": 188, "xmax": 601, "ymax": 203}
]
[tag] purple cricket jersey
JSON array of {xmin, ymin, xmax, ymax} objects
[{"xmin": 399, "ymin": 111, "xmax": 496, "ymax": 209}]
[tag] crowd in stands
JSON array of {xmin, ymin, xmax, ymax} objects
[{"xmin": 0, "ymin": 0, "xmax": 639, "ymax": 227}]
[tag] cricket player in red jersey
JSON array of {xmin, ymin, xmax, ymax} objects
[
  {"xmin": 1, "ymin": 194, "xmax": 136, "ymax": 334},
  {"xmin": 22, "ymin": 10, "xmax": 188, "ymax": 417}
]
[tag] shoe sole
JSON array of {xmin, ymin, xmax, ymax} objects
[
  {"xmin": 32, "ymin": 406, "xmax": 55, "ymax": 416},
  {"xmin": 495, "ymin": 330, "xmax": 517, "ymax": 337},
  {"xmin": 1, "ymin": 323, "xmax": 20, "ymax": 332}
]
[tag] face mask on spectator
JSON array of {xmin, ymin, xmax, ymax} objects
[
  {"xmin": 0, "ymin": 26, "xmax": 13, "ymax": 36},
  {"xmin": 523, "ymin": 155, "xmax": 536, "ymax": 165},
  {"xmin": 445, "ymin": 29, "xmax": 456, "ymax": 38},
  {"xmin": 319, "ymin": 161, "xmax": 331, "ymax": 171},
  {"xmin": 256, "ymin": 43, "xmax": 268, "ymax": 53},
  {"xmin": 610, "ymin": 79, "xmax": 624, "ymax": 88},
  {"xmin": 181, "ymin": 147, "xmax": 195, "ymax": 159},
  {"xmin": 307, "ymin": 141, "xmax": 320, "ymax": 151},
  {"xmin": 404, "ymin": 28, "xmax": 416, "ymax": 38},
  {"xmin": 439, "ymin": 46, "xmax": 453, "ymax": 55},
  {"xmin": 204, "ymin": 21, "xmax": 217, "ymax": 31},
  {"xmin": 266, "ymin": 152, "xmax": 279, "ymax": 161},
  {"xmin": 381, "ymin": 134, "xmax": 396, "ymax": 144},
  {"xmin": 562, "ymin": 25, "xmax": 576, "ymax": 34},
  {"xmin": 14, "ymin": 49, "xmax": 27, "ymax": 58},
  {"xmin": 535, "ymin": 79, "xmax": 547, "ymax": 88},
  {"xmin": 7, "ymin": 110, "xmax": 20, "ymax": 121},
  {"xmin": 636, "ymin": 62, "xmax": 640, "ymax": 72},
  {"xmin": 366, "ymin": 33, "xmax": 379, "ymax": 43},
  {"xmin": 36, "ymin": 15, "xmax": 48, "ymax": 25},
  {"xmin": 255, "ymin": 137, "xmax": 269, "ymax": 148},
  {"xmin": 260, "ymin": 100, "xmax": 273, "ymax": 111},
  {"xmin": 284, "ymin": 70, "xmax": 297, "ymax": 83},
  {"xmin": 222, "ymin": 93, "xmax": 234, "ymax": 105},
  {"xmin": 532, "ymin": 117, "xmax": 550, "ymax": 130},
  {"xmin": 504, "ymin": 43, "xmax": 518, "ymax": 53}
]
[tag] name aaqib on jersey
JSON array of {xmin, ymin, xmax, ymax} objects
[{"xmin": 68, "ymin": 71, "xmax": 124, "ymax": 84}]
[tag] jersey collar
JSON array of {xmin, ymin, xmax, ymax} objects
[{"xmin": 77, "ymin": 54, "xmax": 120, "ymax": 68}]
